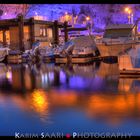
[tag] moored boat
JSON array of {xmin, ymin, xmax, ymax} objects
[
  {"xmin": 95, "ymin": 24, "xmax": 140, "ymax": 57},
  {"xmin": 55, "ymin": 35, "xmax": 98, "ymax": 64},
  {"xmin": 118, "ymin": 45, "xmax": 140, "ymax": 77}
]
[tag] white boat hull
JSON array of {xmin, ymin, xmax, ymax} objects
[{"xmin": 96, "ymin": 43, "xmax": 133, "ymax": 57}]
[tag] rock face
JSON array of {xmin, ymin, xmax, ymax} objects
[{"xmin": 0, "ymin": 4, "xmax": 140, "ymax": 31}]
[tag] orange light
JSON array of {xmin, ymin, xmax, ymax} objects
[
  {"xmin": 87, "ymin": 93, "xmax": 140, "ymax": 126},
  {"xmin": 128, "ymin": 10, "xmax": 131, "ymax": 14},
  {"xmin": 30, "ymin": 89, "xmax": 49, "ymax": 115},
  {"xmin": 86, "ymin": 16, "xmax": 90, "ymax": 21},
  {"xmin": 50, "ymin": 90, "xmax": 77, "ymax": 106},
  {"xmin": 65, "ymin": 15, "xmax": 69, "ymax": 21},
  {"xmin": 125, "ymin": 7, "xmax": 132, "ymax": 14},
  {"xmin": 125, "ymin": 7, "xmax": 129, "ymax": 12},
  {"xmin": 6, "ymin": 71, "xmax": 12, "ymax": 79}
]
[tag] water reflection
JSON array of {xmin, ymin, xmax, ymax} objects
[
  {"xmin": 28, "ymin": 89, "xmax": 49, "ymax": 121},
  {"xmin": 0, "ymin": 62, "xmax": 119, "ymax": 92},
  {"xmin": 87, "ymin": 93, "xmax": 140, "ymax": 126},
  {"xmin": 0, "ymin": 62, "xmax": 140, "ymax": 135}
]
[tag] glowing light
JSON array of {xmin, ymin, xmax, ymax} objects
[
  {"xmin": 86, "ymin": 16, "xmax": 90, "ymax": 21},
  {"xmin": 34, "ymin": 15, "xmax": 46, "ymax": 20},
  {"xmin": 125, "ymin": 7, "xmax": 132, "ymax": 14},
  {"xmin": 62, "ymin": 12, "xmax": 72, "ymax": 22},
  {"xmin": 65, "ymin": 14, "xmax": 70, "ymax": 21},
  {"xmin": 48, "ymin": 72, "xmax": 54, "ymax": 82},
  {"xmin": 125, "ymin": 7, "xmax": 129, "ymax": 12},
  {"xmin": 4, "ymin": 13, "xmax": 7, "ymax": 16},
  {"xmin": 60, "ymin": 71, "xmax": 66, "ymax": 84},
  {"xmin": 124, "ymin": 7, "xmax": 133, "ymax": 24},
  {"xmin": 35, "ymin": 12, "xmax": 38, "ymax": 16},
  {"xmin": 30, "ymin": 89, "xmax": 49, "ymax": 115},
  {"xmin": 6, "ymin": 71, "xmax": 12, "ymax": 80}
]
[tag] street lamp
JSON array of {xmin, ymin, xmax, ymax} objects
[
  {"xmin": 64, "ymin": 12, "xmax": 69, "ymax": 22},
  {"xmin": 124, "ymin": 7, "xmax": 133, "ymax": 24},
  {"xmin": 86, "ymin": 16, "xmax": 90, "ymax": 21},
  {"xmin": 64, "ymin": 12, "xmax": 72, "ymax": 24},
  {"xmin": 86, "ymin": 16, "xmax": 92, "ymax": 34}
]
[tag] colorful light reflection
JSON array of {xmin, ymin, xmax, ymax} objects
[
  {"xmin": 30, "ymin": 89, "xmax": 49, "ymax": 115},
  {"xmin": 6, "ymin": 71, "xmax": 12, "ymax": 81}
]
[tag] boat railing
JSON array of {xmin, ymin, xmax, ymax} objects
[
  {"xmin": 123, "ymin": 19, "xmax": 140, "ymax": 45},
  {"xmin": 117, "ymin": 19, "xmax": 140, "ymax": 56}
]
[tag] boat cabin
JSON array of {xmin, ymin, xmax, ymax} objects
[
  {"xmin": 0, "ymin": 15, "xmax": 71, "ymax": 51},
  {"xmin": 98, "ymin": 24, "xmax": 140, "ymax": 45},
  {"xmin": 103, "ymin": 24, "xmax": 137, "ymax": 39}
]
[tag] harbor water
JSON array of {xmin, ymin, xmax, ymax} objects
[{"xmin": 0, "ymin": 62, "xmax": 140, "ymax": 136}]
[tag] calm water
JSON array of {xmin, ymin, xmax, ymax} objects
[{"xmin": 0, "ymin": 62, "xmax": 140, "ymax": 136}]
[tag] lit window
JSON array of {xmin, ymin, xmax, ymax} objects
[
  {"xmin": 43, "ymin": 28, "xmax": 46, "ymax": 36},
  {"xmin": 40, "ymin": 27, "xmax": 47, "ymax": 37},
  {"xmin": 40, "ymin": 28, "xmax": 43, "ymax": 36}
]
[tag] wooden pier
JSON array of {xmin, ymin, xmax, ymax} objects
[{"xmin": 55, "ymin": 55, "xmax": 117, "ymax": 64}]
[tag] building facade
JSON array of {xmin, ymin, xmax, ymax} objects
[{"xmin": 0, "ymin": 15, "xmax": 71, "ymax": 51}]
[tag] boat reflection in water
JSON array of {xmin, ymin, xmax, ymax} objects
[
  {"xmin": 0, "ymin": 62, "xmax": 140, "ymax": 135},
  {"xmin": 87, "ymin": 93, "xmax": 140, "ymax": 126}
]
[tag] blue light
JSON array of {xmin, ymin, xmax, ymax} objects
[{"xmin": 60, "ymin": 71, "xmax": 66, "ymax": 84}]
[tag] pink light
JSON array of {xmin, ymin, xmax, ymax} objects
[{"xmin": 35, "ymin": 12, "xmax": 38, "ymax": 16}]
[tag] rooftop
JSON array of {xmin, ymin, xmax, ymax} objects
[{"xmin": 106, "ymin": 24, "xmax": 134, "ymax": 30}]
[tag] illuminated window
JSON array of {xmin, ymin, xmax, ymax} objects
[{"xmin": 40, "ymin": 27, "xmax": 47, "ymax": 37}]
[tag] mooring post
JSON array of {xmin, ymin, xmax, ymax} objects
[
  {"xmin": 3, "ymin": 29, "xmax": 6, "ymax": 47},
  {"xmin": 64, "ymin": 21, "xmax": 68, "ymax": 42},
  {"xmin": 53, "ymin": 20, "xmax": 59, "ymax": 45},
  {"xmin": 134, "ymin": 24, "xmax": 138, "ymax": 41},
  {"xmin": 18, "ymin": 15, "xmax": 24, "ymax": 52},
  {"xmin": 30, "ymin": 17, "xmax": 35, "ymax": 49}
]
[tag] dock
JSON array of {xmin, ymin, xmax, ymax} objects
[
  {"xmin": 7, "ymin": 50, "xmax": 22, "ymax": 64},
  {"xmin": 55, "ymin": 56, "xmax": 117, "ymax": 64},
  {"xmin": 118, "ymin": 55, "xmax": 140, "ymax": 78},
  {"xmin": 120, "ymin": 69, "xmax": 140, "ymax": 78}
]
